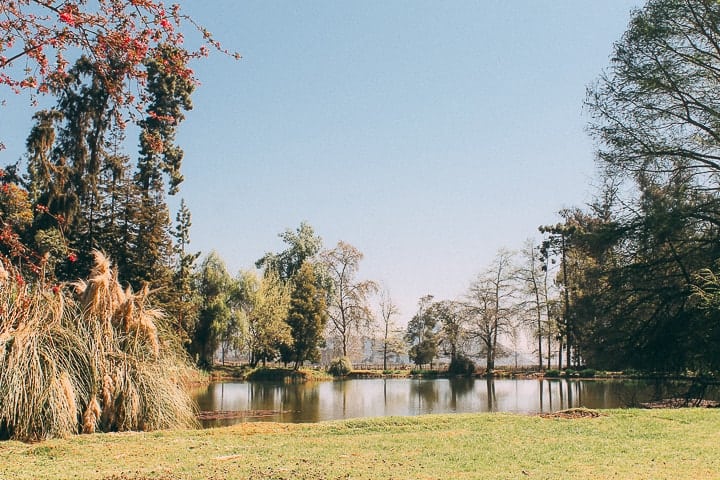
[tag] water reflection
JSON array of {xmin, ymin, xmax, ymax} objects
[
  {"xmin": 192, "ymin": 378, "xmax": 719, "ymax": 427},
  {"xmin": 409, "ymin": 380, "xmax": 439, "ymax": 412}
]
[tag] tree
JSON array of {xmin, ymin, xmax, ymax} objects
[
  {"xmin": 405, "ymin": 295, "xmax": 439, "ymax": 368},
  {"xmin": 586, "ymin": 0, "xmax": 720, "ymax": 190},
  {"xmin": 430, "ymin": 300, "xmax": 469, "ymax": 361},
  {"xmin": 167, "ymin": 198, "xmax": 201, "ymax": 349},
  {"xmin": 582, "ymin": 0, "xmax": 720, "ymax": 373},
  {"xmin": 377, "ymin": 287, "xmax": 403, "ymax": 371},
  {"xmin": 538, "ymin": 222, "xmax": 575, "ymax": 369},
  {"xmin": 286, "ymin": 262, "xmax": 328, "ymax": 369},
  {"xmin": 130, "ymin": 44, "xmax": 194, "ymax": 290},
  {"xmin": 190, "ymin": 251, "xmax": 237, "ymax": 368},
  {"xmin": 465, "ymin": 250, "xmax": 517, "ymax": 374},
  {"xmin": 321, "ymin": 241, "xmax": 377, "ymax": 358},
  {"xmin": 0, "ymin": 0, "xmax": 237, "ymax": 141},
  {"xmin": 256, "ymin": 222, "xmax": 323, "ymax": 282},
  {"xmin": 237, "ymin": 269, "xmax": 291, "ymax": 367},
  {"xmin": 519, "ymin": 239, "xmax": 548, "ymax": 370}
]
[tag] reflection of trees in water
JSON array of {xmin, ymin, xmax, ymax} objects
[
  {"xmin": 333, "ymin": 379, "xmax": 351, "ymax": 416},
  {"xmin": 449, "ymin": 378, "xmax": 474, "ymax": 408},
  {"xmin": 542, "ymin": 379, "xmax": 584, "ymax": 411},
  {"xmin": 485, "ymin": 378, "xmax": 497, "ymax": 411},
  {"xmin": 281, "ymin": 383, "xmax": 321, "ymax": 422},
  {"xmin": 249, "ymin": 382, "xmax": 284, "ymax": 411},
  {"xmin": 190, "ymin": 384, "xmax": 215, "ymax": 411},
  {"xmin": 246, "ymin": 382, "xmax": 321, "ymax": 422},
  {"xmin": 410, "ymin": 380, "xmax": 439, "ymax": 411},
  {"xmin": 448, "ymin": 378, "xmax": 474, "ymax": 410}
]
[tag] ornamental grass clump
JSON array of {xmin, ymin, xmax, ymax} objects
[{"xmin": 0, "ymin": 251, "xmax": 197, "ymax": 441}]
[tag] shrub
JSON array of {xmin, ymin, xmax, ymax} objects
[
  {"xmin": 448, "ymin": 356, "xmax": 476, "ymax": 376},
  {"xmin": 544, "ymin": 369, "xmax": 561, "ymax": 378},
  {"xmin": 0, "ymin": 251, "xmax": 197, "ymax": 441},
  {"xmin": 564, "ymin": 369, "xmax": 579, "ymax": 377},
  {"xmin": 579, "ymin": 369, "xmax": 596, "ymax": 378},
  {"xmin": 328, "ymin": 357, "xmax": 353, "ymax": 376}
]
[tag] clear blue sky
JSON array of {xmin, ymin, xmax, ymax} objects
[{"xmin": 0, "ymin": 1, "xmax": 643, "ymax": 322}]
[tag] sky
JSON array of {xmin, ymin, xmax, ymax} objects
[{"xmin": 0, "ymin": 1, "xmax": 644, "ymax": 324}]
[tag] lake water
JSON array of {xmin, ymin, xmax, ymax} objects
[{"xmin": 192, "ymin": 378, "xmax": 718, "ymax": 427}]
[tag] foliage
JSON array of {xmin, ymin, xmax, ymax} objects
[
  {"xmin": 0, "ymin": 252, "xmax": 196, "ymax": 442},
  {"xmin": 286, "ymin": 262, "xmax": 328, "ymax": 369},
  {"xmin": 448, "ymin": 355, "xmax": 476, "ymax": 376},
  {"xmin": 256, "ymin": 222, "xmax": 324, "ymax": 282},
  {"xmin": 545, "ymin": 369, "xmax": 561, "ymax": 378},
  {"xmin": 0, "ymin": 0, "xmax": 237, "ymax": 137},
  {"xmin": 405, "ymin": 295, "xmax": 439, "ymax": 368},
  {"xmin": 189, "ymin": 252, "xmax": 242, "ymax": 368},
  {"xmin": 328, "ymin": 356, "xmax": 353, "ymax": 377},
  {"xmin": 579, "ymin": 369, "xmax": 596, "ymax": 378},
  {"xmin": 430, "ymin": 299, "xmax": 469, "ymax": 361},
  {"xmin": 236, "ymin": 269, "xmax": 291, "ymax": 367},
  {"xmin": 574, "ymin": 0, "xmax": 720, "ymax": 374}
]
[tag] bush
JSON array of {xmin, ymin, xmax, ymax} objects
[
  {"xmin": 0, "ymin": 251, "xmax": 197, "ymax": 441},
  {"xmin": 564, "ymin": 369, "xmax": 579, "ymax": 377},
  {"xmin": 579, "ymin": 368, "xmax": 596, "ymax": 378},
  {"xmin": 544, "ymin": 369, "xmax": 561, "ymax": 378},
  {"xmin": 448, "ymin": 356, "xmax": 476, "ymax": 376},
  {"xmin": 328, "ymin": 357, "xmax": 353, "ymax": 377}
]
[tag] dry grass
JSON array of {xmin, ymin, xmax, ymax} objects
[{"xmin": 0, "ymin": 251, "xmax": 197, "ymax": 441}]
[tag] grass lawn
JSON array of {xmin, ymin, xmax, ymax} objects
[{"xmin": 1, "ymin": 409, "xmax": 718, "ymax": 479}]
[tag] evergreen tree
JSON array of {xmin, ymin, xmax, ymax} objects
[
  {"xmin": 168, "ymin": 199, "xmax": 201, "ymax": 349},
  {"xmin": 130, "ymin": 44, "xmax": 193, "ymax": 291},
  {"xmin": 286, "ymin": 262, "xmax": 328, "ymax": 369}
]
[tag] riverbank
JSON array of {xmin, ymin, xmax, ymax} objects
[{"xmin": 2, "ymin": 409, "xmax": 718, "ymax": 479}]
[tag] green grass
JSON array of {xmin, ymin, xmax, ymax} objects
[
  {"xmin": 1, "ymin": 409, "xmax": 719, "ymax": 479},
  {"xmin": 209, "ymin": 366, "xmax": 333, "ymax": 382}
]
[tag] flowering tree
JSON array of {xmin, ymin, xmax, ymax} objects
[{"xmin": 0, "ymin": 1, "xmax": 237, "ymax": 135}]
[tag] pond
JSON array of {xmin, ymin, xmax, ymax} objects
[{"xmin": 192, "ymin": 378, "xmax": 719, "ymax": 427}]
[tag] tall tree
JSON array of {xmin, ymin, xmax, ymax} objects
[
  {"xmin": 167, "ymin": 198, "xmax": 201, "ymax": 348},
  {"xmin": 465, "ymin": 250, "xmax": 517, "ymax": 374},
  {"xmin": 377, "ymin": 287, "xmax": 403, "ymax": 371},
  {"xmin": 286, "ymin": 262, "xmax": 328, "ymax": 369},
  {"xmin": 321, "ymin": 241, "xmax": 378, "ymax": 358},
  {"xmin": 237, "ymin": 269, "xmax": 292, "ymax": 367},
  {"xmin": 519, "ymin": 239, "xmax": 548, "ymax": 370},
  {"xmin": 130, "ymin": 44, "xmax": 194, "ymax": 290},
  {"xmin": 583, "ymin": 0, "xmax": 720, "ymax": 373},
  {"xmin": 256, "ymin": 222, "xmax": 323, "ymax": 282},
  {"xmin": 538, "ymin": 222, "xmax": 575, "ymax": 369},
  {"xmin": 405, "ymin": 295, "xmax": 439, "ymax": 368},
  {"xmin": 430, "ymin": 300, "xmax": 469, "ymax": 361},
  {"xmin": 190, "ymin": 251, "xmax": 236, "ymax": 368}
]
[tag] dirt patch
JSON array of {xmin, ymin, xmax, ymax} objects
[
  {"xmin": 539, "ymin": 408, "xmax": 604, "ymax": 419},
  {"xmin": 197, "ymin": 410, "xmax": 288, "ymax": 421}
]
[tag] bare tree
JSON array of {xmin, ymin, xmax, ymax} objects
[
  {"xmin": 465, "ymin": 249, "xmax": 518, "ymax": 374},
  {"xmin": 378, "ymin": 287, "xmax": 403, "ymax": 370},
  {"xmin": 519, "ymin": 239, "xmax": 546, "ymax": 370},
  {"xmin": 321, "ymin": 241, "xmax": 378, "ymax": 358}
]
